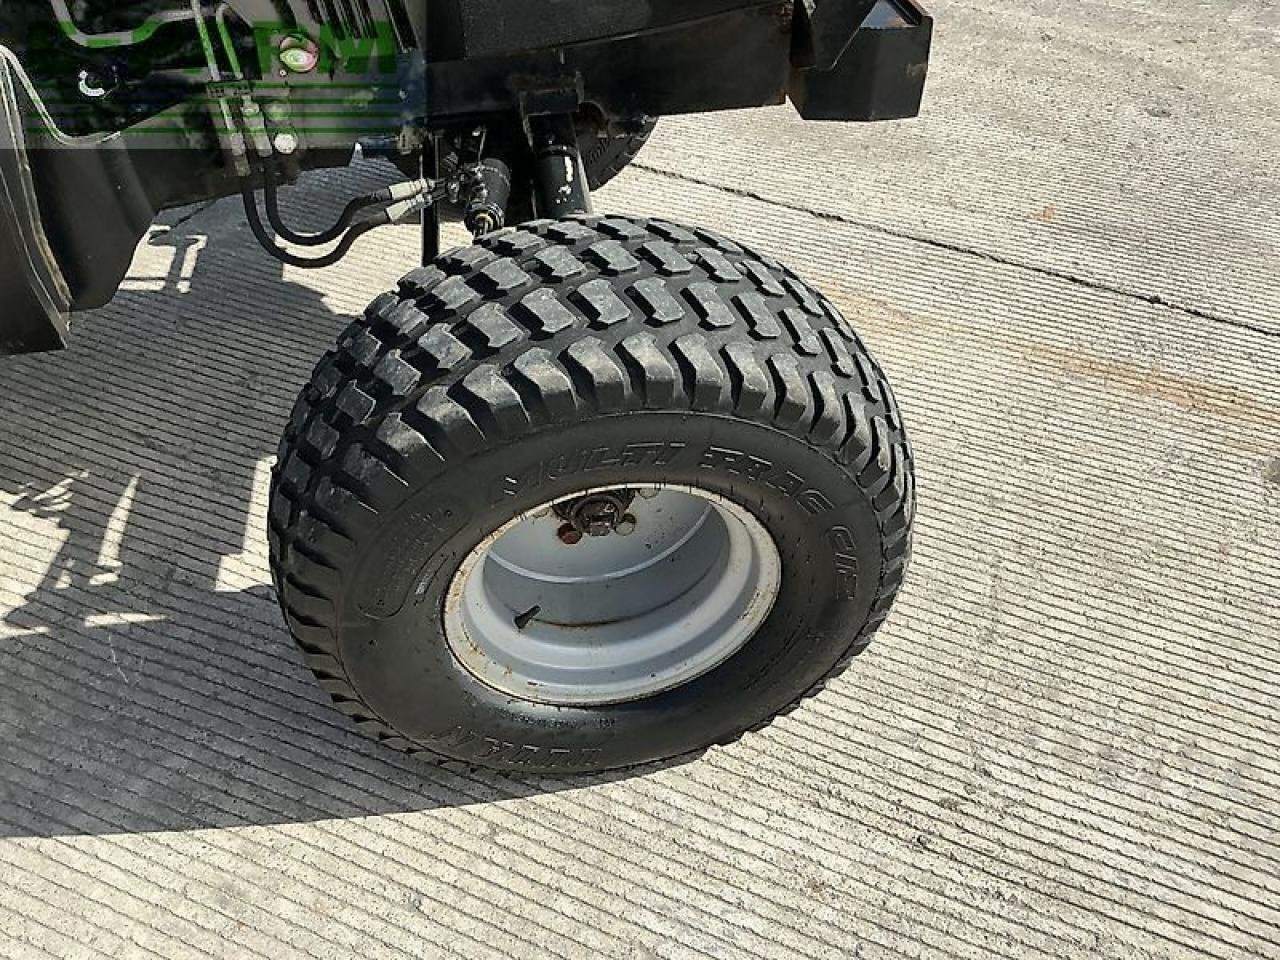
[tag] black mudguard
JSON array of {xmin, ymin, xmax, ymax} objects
[
  {"xmin": 0, "ymin": 56, "xmax": 72, "ymax": 354},
  {"xmin": 0, "ymin": 65, "xmax": 231, "ymax": 357}
]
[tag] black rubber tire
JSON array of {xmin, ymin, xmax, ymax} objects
[{"xmin": 269, "ymin": 215, "xmax": 914, "ymax": 774}]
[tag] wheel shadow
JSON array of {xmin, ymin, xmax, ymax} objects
[{"xmin": 0, "ymin": 181, "xmax": 617, "ymax": 839}]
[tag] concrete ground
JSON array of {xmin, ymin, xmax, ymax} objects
[{"xmin": 2, "ymin": 1, "xmax": 1278, "ymax": 957}]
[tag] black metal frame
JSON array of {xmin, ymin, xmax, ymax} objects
[{"xmin": 0, "ymin": 0, "xmax": 933, "ymax": 355}]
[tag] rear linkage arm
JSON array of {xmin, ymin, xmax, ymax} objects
[
  {"xmin": 236, "ymin": 110, "xmax": 587, "ymax": 270},
  {"xmin": 190, "ymin": 4, "xmax": 592, "ymax": 271},
  {"xmin": 172, "ymin": 2, "xmax": 488, "ymax": 269},
  {"xmin": 192, "ymin": 5, "xmax": 595, "ymax": 270}
]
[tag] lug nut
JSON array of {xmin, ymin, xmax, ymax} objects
[{"xmin": 615, "ymin": 514, "xmax": 637, "ymax": 537}]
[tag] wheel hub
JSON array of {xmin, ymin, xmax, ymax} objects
[
  {"xmin": 553, "ymin": 489, "xmax": 638, "ymax": 540},
  {"xmin": 443, "ymin": 485, "xmax": 783, "ymax": 707}
]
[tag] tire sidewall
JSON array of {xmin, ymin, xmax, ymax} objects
[{"xmin": 337, "ymin": 411, "xmax": 885, "ymax": 773}]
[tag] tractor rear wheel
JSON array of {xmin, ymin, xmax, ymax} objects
[{"xmin": 269, "ymin": 214, "xmax": 914, "ymax": 773}]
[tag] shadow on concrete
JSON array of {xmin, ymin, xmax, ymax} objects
[{"xmin": 0, "ymin": 181, "xmax": 614, "ymax": 838}]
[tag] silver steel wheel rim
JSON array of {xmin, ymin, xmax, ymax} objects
[{"xmin": 444, "ymin": 484, "xmax": 783, "ymax": 706}]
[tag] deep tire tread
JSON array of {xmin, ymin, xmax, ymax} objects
[{"xmin": 270, "ymin": 215, "xmax": 915, "ymax": 763}]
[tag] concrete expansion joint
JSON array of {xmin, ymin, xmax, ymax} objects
[{"xmin": 634, "ymin": 162, "xmax": 1278, "ymax": 341}]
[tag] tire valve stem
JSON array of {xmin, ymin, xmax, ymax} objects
[{"xmin": 514, "ymin": 605, "xmax": 541, "ymax": 630}]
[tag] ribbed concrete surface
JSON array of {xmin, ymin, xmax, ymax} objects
[{"xmin": 2, "ymin": 1, "xmax": 1278, "ymax": 957}]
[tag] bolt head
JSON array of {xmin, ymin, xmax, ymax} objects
[{"xmin": 278, "ymin": 35, "xmax": 320, "ymax": 74}]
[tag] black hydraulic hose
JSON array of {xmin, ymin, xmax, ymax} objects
[
  {"xmin": 241, "ymin": 182, "xmax": 386, "ymax": 269},
  {"xmin": 260, "ymin": 162, "xmax": 394, "ymax": 247}
]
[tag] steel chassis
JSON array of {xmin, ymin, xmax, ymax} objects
[{"xmin": 0, "ymin": 0, "xmax": 932, "ymax": 356}]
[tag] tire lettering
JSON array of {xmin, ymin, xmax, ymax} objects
[
  {"xmin": 357, "ymin": 504, "xmax": 455, "ymax": 617},
  {"xmin": 421, "ymin": 728, "xmax": 602, "ymax": 768},
  {"xmin": 828, "ymin": 525, "xmax": 859, "ymax": 600},
  {"xmin": 495, "ymin": 442, "xmax": 686, "ymax": 500},
  {"xmin": 477, "ymin": 737, "xmax": 602, "ymax": 768},
  {"xmin": 699, "ymin": 446, "xmax": 833, "ymax": 516}
]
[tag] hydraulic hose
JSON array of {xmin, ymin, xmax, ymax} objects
[
  {"xmin": 261, "ymin": 162, "xmax": 426, "ymax": 247},
  {"xmin": 242, "ymin": 181, "xmax": 436, "ymax": 269},
  {"xmin": 241, "ymin": 182, "xmax": 386, "ymax": 269}
]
